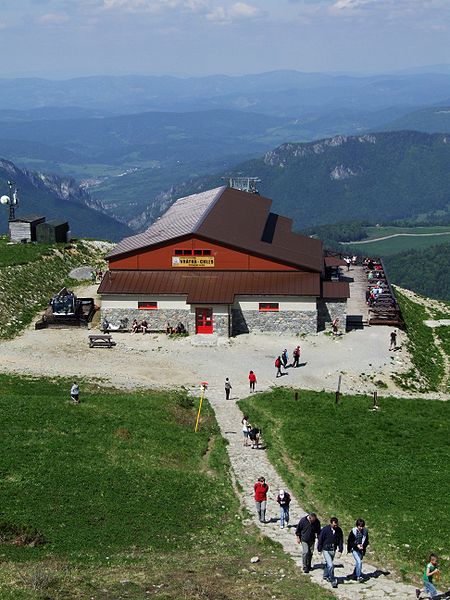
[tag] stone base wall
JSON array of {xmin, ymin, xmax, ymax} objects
[
  {"xmin": 101, "ymin": 307, "xmax": 195, "ymax": 333},
  {"xmin": 317, "ymin": 300, "xmax": 347, "ymax": 332},
  {"xmin": 213, "ymin": 313, "xmax": 230, "ymax": 337},
  {"xmin": 101, "ymin": 307, "xmax": 230, "ymax": 336},
  {"xmin": 232, "ymin": 308, "xmax": 317, "ymax": 336}
]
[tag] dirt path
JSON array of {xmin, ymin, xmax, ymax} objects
[{"xmin": 207, "ymin": 384, "xmax": 423, "ymax": 599}]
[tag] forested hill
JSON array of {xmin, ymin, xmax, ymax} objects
[
  {"xmin": 140, "ymin": 131, "xmax": 450, "ymax": 231},
  {"xmin": 0, "ymin": 159, "xmax": 131, "ymax": 241}
]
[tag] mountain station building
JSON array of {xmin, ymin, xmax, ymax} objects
[{"xmin": 98, "ymin": 186, "xmax": 349, "ymax": 336}]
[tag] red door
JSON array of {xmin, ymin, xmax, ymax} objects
[{"xmin": 196, "ymin": 308, "xmax": 213, "ymax": 334}]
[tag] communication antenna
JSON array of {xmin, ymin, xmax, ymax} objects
[
  {"xmin": 0, "ymin": 180, "xmax": 19, "ymax": 221},
  {"xmin": 223, "ymin": 176, "xmax": 261, "ymax": 195}
]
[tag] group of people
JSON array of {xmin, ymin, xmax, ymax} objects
[
  {"xmin": 253, "ymin": 480, "xmax": 443, "ymax": 596},
  {"xmin": 131, "ymin": 318, "xmax": 150, "ymax": 333},
  {"xmin": 344, "ymin": 255, "xmax": 358, "ymax": 271},
  {"xmin": 242, "ymin": 416, "xmax": 262, "ymax": 448},
  {"xmin": 253, "ymin": 480, "xmax": 371, "ymax": 590},
  {"xmin": 274, "ymin": 345, "xmax": 302, "ymax": 377},
  {"xmin": 165, "ymin": 322, "xmax": 187, "ymax": 335},
  {"xmin": 91, "ymin": 269, "xmax": 103, "ymax": 283}
]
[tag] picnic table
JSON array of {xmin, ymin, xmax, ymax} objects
[{"xmin": 89, "ymin": 334, "xmax": 117, "ymax": 348}]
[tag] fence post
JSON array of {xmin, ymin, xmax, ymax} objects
[{"xmin": 335, "ymin": 375, "xmax": 342, "ymax": 404}]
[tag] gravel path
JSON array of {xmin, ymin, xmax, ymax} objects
[{"xmin": 207, "ymin": 384, "xmax": 422, "ymax": 600}]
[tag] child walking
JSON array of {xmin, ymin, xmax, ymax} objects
[{"xmin": 416, "ymin": 554, "xmax": 440, "ymax": 598}]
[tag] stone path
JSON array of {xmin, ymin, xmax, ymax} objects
[{"xmin": 206, "ymin": 382, "xmax": 421, "ymax": 600}]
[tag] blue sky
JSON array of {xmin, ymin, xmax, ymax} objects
[{"xmin": 1, "ymin": 0, "xmax": 450, "ymax": 77}]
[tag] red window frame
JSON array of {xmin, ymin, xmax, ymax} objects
[
  {"xmin": 259, "ymin": 302, "xmax": 279, "ymax": 312},
  {"xmin": 138, "ymin": 301, "xmax": 158, "ymax": 310}
]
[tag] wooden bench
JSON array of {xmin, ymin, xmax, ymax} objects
[{"xmin": 89, "ymin": 334, "xmax": 117, "ymax": 348}]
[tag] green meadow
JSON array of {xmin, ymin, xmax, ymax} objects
[
  {"xmin": 364, "ymin": 226, "xmax": 450, "ymax": 240},
  {"xmin": 349, "ymin": 232, "xmax": 450, "ymax": 256},
  {"xmin": 0, "ymin": 375, "xmax": 333, "ymax": 600},
  {"xmin": 240, "ymin": 389, "xmax": 450, "ymax": 588}
]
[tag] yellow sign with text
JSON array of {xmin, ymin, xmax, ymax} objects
[{"xmin": 172, "ymin": 256, "xmax": 215, "ymax": 268}]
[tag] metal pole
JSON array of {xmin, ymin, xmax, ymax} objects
[
  {"xmin": 195, "ymin": 384, "xmax": 207, "ymax": 432},
  {"xmin": 335, "ymin": 374, "xmax": 342, "ymax": 404}
]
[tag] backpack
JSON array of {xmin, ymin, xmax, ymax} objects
[{"xmin": 275, "ymin": 358, "xmax": 281, "ymax": 367}]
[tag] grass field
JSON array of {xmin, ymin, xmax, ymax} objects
[
  {"xmin": 0, "ymin": 375, "xmax": 333, "ymax": 600},
  {"xmin": 349, "ymin": 232, "xmax": 450, "ymax": 256},
  {"xmin": 240, "ymin": 389, "xmax": 450, "ymax": 589},
  {"xmin": 364, "ymin": 226, "xmax": 450, "ymax": 240}
]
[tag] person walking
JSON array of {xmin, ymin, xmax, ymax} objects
[
  {"xmin": 317, "ymin": 517, "xmax": 344, "ymax": 588},
  {"xmin": 276, "ymin": 489, "xmax": 291, "ymax": 529},
  {"xmin": 275, "ymin": 356, "xmax": 282, "ymax": 378},
  {"xmin": 254, "ymin": 477, "xmax": 269, "ymax": 523},
  {"xmin": 331, "ymin": 318, "xmax": 339, "ymax": 336},
  {"xmin": 347, "ymin": 518, "xmax": 369, "ymax": 582},
  {"xmin": 281, "ymin": 349, "xmax": 288, "ymax": 368},
  {"xmin": 295, "ymin": 512, "xmax": 321, "ymax": 573},
  {"xmin": 248, "ymin": 370, "xmax": 257, "ymax": 392},
  {"xmin": 389, "ymin": 330, "xmax": 397, "ymax": 351},
  {"xmin": 416, "ymin": 554, "xmax": 441, "ymax": 598},
  {"xmin": 242, "ymin": 416, "xmax": 250, "ymax": 446},
  {"xmin": 292, "ymin": 345, "xmax": 301, "ymax": 368},
  {"xmin": 70, "ymin": 381, "xmax": 80, "ymax": 404},
  {"xmin": 225, "ymin": 377, "xmax": 232, "ymax": 400}
]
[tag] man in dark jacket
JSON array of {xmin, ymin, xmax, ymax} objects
[
  {"xmin": 317, "ymin": 517, "xmax": 344, "ymax": 588},
  {"xmin": 295, "ymin": 512, "xmax": 321, "ymax": 573}
]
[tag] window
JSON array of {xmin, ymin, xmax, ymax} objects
[
  {"xmin": 259, "ymin": 302, "xmax": 279, "ymax": 312},
  {"xmin": 174, "ymin": 248, "xmax": 211, "ymax": 256},
  {"xmin": 138, "ymin": 301, "xmax": 158, "ymax": 310}
]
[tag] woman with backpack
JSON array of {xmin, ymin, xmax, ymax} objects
[{"xmin": 275, "ymin": 356, "xmax": 282, "ymax": 378}]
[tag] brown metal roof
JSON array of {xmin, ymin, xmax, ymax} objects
[
  {"xmin": 108, "ymin": 187, "xmax": 225, "ymax": 258},
  {"xmin": 107, "ymin": 187, "xmax": 323, "ymax": 272},
  {"xmin": 324, "ymin": 257, "xmax": 347, "ymax": 268},
  {"xmin": 322, "ymin": 281, "xmax": 350, "ymax": 299},
  {"xmin": 98, "ymin": 270, "xmax": 321, "ymax": 304}
]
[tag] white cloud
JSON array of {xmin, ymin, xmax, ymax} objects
[
  {"xmin": 206, "ymin": 2, "xmax": 260, "ymax": 23},
  {"xmin": 328, "ymin": 0, "xmax": 450, "ymax": 17},
  {"xmin": 37, "ymin": 12, "xmax": 70, "ymax": 25},
  {"xmin": 102, "ymin": 0, "xmax": 209, "ymax": 14}
]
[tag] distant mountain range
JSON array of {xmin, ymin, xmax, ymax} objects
[
  {"xmin": 0, "ymin": 159, "xmax": 131, "ymax": 241},
  {"xmin": 132, "ymin": 131, "xmax": 450, "ymax": 231},
  {"xmin": 2, "ymin": 71, "xmax": 450, "ymax": 115}
]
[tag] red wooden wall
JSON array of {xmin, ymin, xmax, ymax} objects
[{"xmin": 109, "ymin": 237, "xmax": 299, "ymax": 271}]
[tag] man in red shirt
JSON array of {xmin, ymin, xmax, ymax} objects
[{"xmin": 254, "ymin": 476, "xmax": 269, "ymax": 523}]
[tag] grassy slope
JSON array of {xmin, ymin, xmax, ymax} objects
[
  {"xmin": 239, "ymin": 389, "xmax": 450, "ymax": 588},
  {"xmin": 0, "ymin": 238, "xmax": 107, "ymax": 339},
  {"xmin": 0, "ymin": 375, "xmax": 333, "ymax": 600},
  {"xmin": 394, "ymin": 289, "xmax": 447, "ymax": 392}
]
